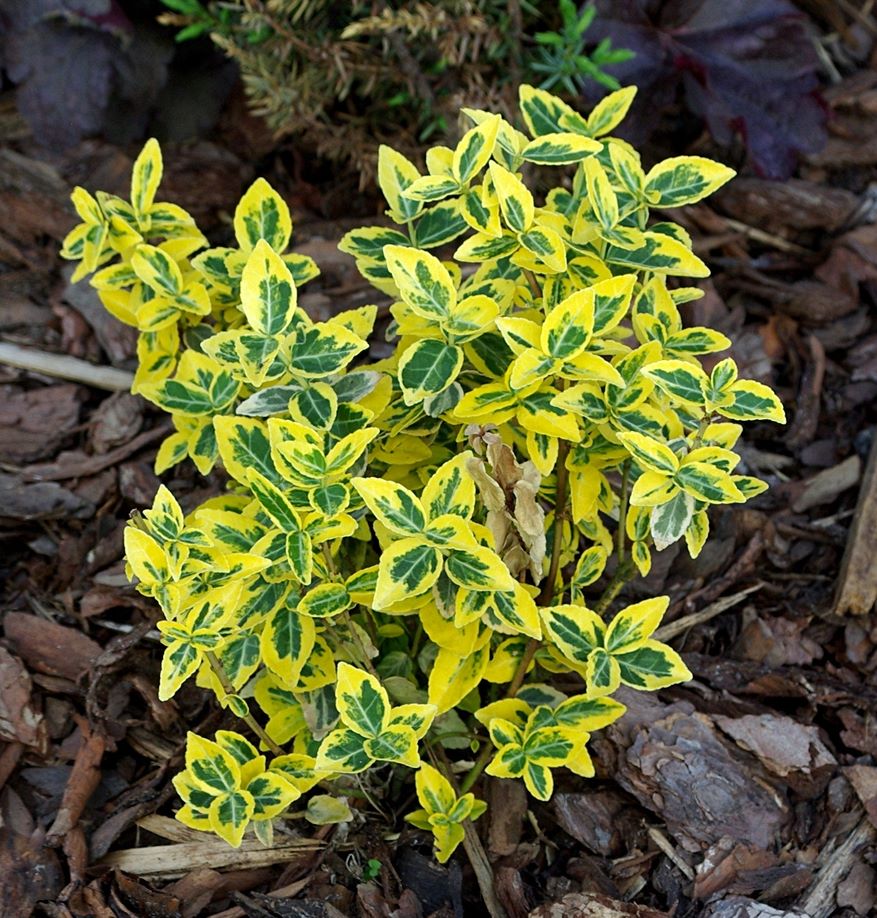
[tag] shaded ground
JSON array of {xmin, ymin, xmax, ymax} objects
[{"xmin": 3, "ymin": 17, "xmax": 877, "ymax": 918}]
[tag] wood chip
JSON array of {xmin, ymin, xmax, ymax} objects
[
  {"xmin": 47, "ymin": 721, "xmax": 106, "ymax": 839},
  {"xmin": 0, "ymin": 472, "xmax": 93, "ymax": 521},
  {"xmin": 0, "ymin": 383, "xmax": 81, "ymax": 463},
  {"xmin": 834, "ymin": 436, "xmax": 877, "ymax": 615},
  {"xmin": 612, "ymin": 699, "xmax": 789, "ymax": 853},
  {"xmin": 0, "ymin": 646, "xmax": 47, "ymax": 751},
  {"xmin": 23, "ymin": 424, "xmax": 169, "ymax": 482},
  {"xmin": 527, "ymin": 892, "xmax": 668, "ymax": 918},
  {"xmin": 4, "ymin": 612, "xmax": 102, "ymax": 682},
  {"xmin": 713, "ymin": 714, "xmax": 836, "ymax": 777},
  {"xmin": 845, "ymin": 765, "xmax": 877, "ymax": 828},
  {"xmin": 791, "ymin": 455, "xmax": 861, "ymax": 512},
  {"xmin": 796, "ymin": 813, "xmax": 876, "ymax": 918},
  {"xmin": 101, "ymin": 834, "xmax": 322, "ymax": 879}
]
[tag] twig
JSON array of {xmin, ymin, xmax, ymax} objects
[
  {"xmin": 205, "ymin": 652, "xmax": 284, "ymax": 756},
  {"xmin": 653, "ymin": 584, "xmax": 763, "ymax": 643},
  {"xmin": 593, "ymin": 558, "xmax": 636, "ymax": 618},
  {"xmin": 833, "ymin": 431, "xmax": 877, "ymax": 616},
  {"xmin": 648, "ymin": 826, "xmax": 695, "ymax": 880},
  {"xmin": 0, "ymin": 341, "xmax": 135, "ymax": 391},
  {"xmin": 461, "ymin": 820, "xmax": 509, "ymax": 918},
  {"xmin": 538, "ymin": 440, "xmax": 570, "ymax": 605}
]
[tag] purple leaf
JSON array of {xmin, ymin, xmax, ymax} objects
[
  {"xmin": 5, "ymin": 21, "xmax": 116, "ymax": 148},
  {"xmin": 588, "ymin": 0, "xmax": 827, "ymax": 179}
]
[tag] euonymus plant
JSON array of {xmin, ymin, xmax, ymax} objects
[{"xmin": 62, "ymin": 85, "xmax": 784, "ymax": 858}]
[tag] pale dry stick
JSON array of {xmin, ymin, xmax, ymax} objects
[
  {"xmin": 0, "ymin": 341, "xmax": 135, "ymax": 391},
  {"xmin": 718, "ymin": 217, "xmax": 813, "ymax": 255},
  {"xmin": 102, "ymin": 833, "xmax": 322, "ymax": 878},
  {"xmin": 432, "ymin": 746, "xmax": 509, "ymax": 918},
  {"xmin": 647, "ymin": 826, "xmax": 695, "ymax": 881},
  {"xmin": 652, "ymin": 584, "xmax": 763, "ymax": 643},
  {"xmin": 461, "ymin": 819, "xmax": 510, "ymax": 918}
]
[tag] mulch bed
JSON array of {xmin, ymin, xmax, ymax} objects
[{"xmin": 3, "ymin": 14, "xmax": 877, "ymax": 918}]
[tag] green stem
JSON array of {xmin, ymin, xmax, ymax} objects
[
  {"xmin": 360, "ymin": 604, "xmax": 379, "ymax": 647},
  {"xmin": 593, "ymin": 558, "xmax": 636, "ymax": 618},
  {"xmin": 205, "ymin": 651, "xmax": 284, "ymax": 756},
  {"xmin": 461, "ymin": 438, "xmax": 572, "ymax": 795},
  {"xmin": 692, "ymin": 413, "xmax": 712, "ymax": 448},
  {"xmin": 410, "ymin": 621, "xmax": 424, "ymax": 660},
  {"xmin": 458, "ymin": 633, "xmax": 540, "ymax": 796}
]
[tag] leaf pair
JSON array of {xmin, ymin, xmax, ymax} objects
[
  {"xmin": 352, "ymin": 455, "xmax": 515, "ymax": 610},
  {"xmin": 174, "ymin": 731, "xmax": 299, "ymax": 847},
  {"xmin": 315, "ymin": 664, "xmax": 436, "ymax": 773},
  {"xmin": 405, "ymin": 764, "xmax": 486, "ymax": 863},
  {"xmin": 541, "ymin": 597, "xmax": 691, "ymax": 696}
]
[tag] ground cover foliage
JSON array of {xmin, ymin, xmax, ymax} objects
[{"xmin": 1, "ymin": 3, "xmax": 877, "ymax": 917}]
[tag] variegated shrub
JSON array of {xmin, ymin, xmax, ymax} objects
[{"xmin": 62, "ymin": 85, "xmax": 783, "ymax": 859}]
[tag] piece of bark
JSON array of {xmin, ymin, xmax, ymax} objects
[
  {"xmin": 0, "ymin": 384, "xmax": 81, "ymax": 463},
  {"xmin": 90, "ymin": 392, "xmax": 144, "ymax": 453},
  {"xmin": 114, "ymin": 870, "xmax": 183, "ymax": 918},
  {"xmin": 0, "ymin": 647, "xmax": 47, "ymax": 752},
  {"xmin": 47, "ymin": 722, "xmax": 106, "ymax": 840},
  {"xmin": 700, "ymin": 897, "xmax": 807, "ymax": 917},
  {"xmin": 488, "ymin": 776, "xmax": 527, "ymax": 857},
  {"xmin": 612, "ymin": 704, "xmax": 789, "ymax": 852},
  {"xmin": 835, "ymin": 862, "xmax": 876, "ymax": 916},
  {"xmin": 845, "ymin": 766, "xmax": 877, "ymax": 828},
  {"xmin": 736, "ymin": 614, "xmax": 823, "ymax": 667},
  {"xmin": 527, "ymin": 892, "xmax": 668, "ymax": 918},
  {"xmin": 4, "ymin": 611, "xmax": 102, "ymax": 682},
  {"xmin": 791, "ymin": 456, "xmax": 861, "ymax": 512},
  {"xmin": 165, "ymin": 868, "xmax": 227, "ymax": 918},
  {"xmin": 694, "ymin": 839, "xmax": 792, "ymax": 900},
  {"xmin": 495, "ymin": 867, "xmax": 531, "ymax": 918},
  {"xmin": 23, "ymin": 423, "xmax": 169, "ymax": 482},
  {"xmin": 0, "ymin": 788, "xmax": 64, "ymax": 915},
  {"xmin": 817, "ymin": 224, "xmax": 877, "ymax": 297},
  {"xmin": 796, "ymin": 813, "xmax": 876, "ymax": 918},
  {"xmin": 552, "ymin": 791, "xmax": 641, "ymax": 857},
  {"xmin": 395, "ymin": 847, "xmax": 462, "ymax": 917},
  {"xmin": 716, "ymin": 178, "xmax": 857, "ymax": 233},
  {"xmin": 834, "ymin": 436, "xmax": 877, "ymax": 615},
  {"xmin": 733, "ymin": 275, "xmax": 859, "ymax": 324},
  {"xmin": 0, "ymin": 473, "xmax": 94, "ymax": 522},
  {"xmin": 713, "ymin": 714, "xmax": 836, "ymax": 778}
]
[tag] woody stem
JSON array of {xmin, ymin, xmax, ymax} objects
[{"xmin": 460, "ymin": 439, "xmax": 571, "ymax": 795}]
